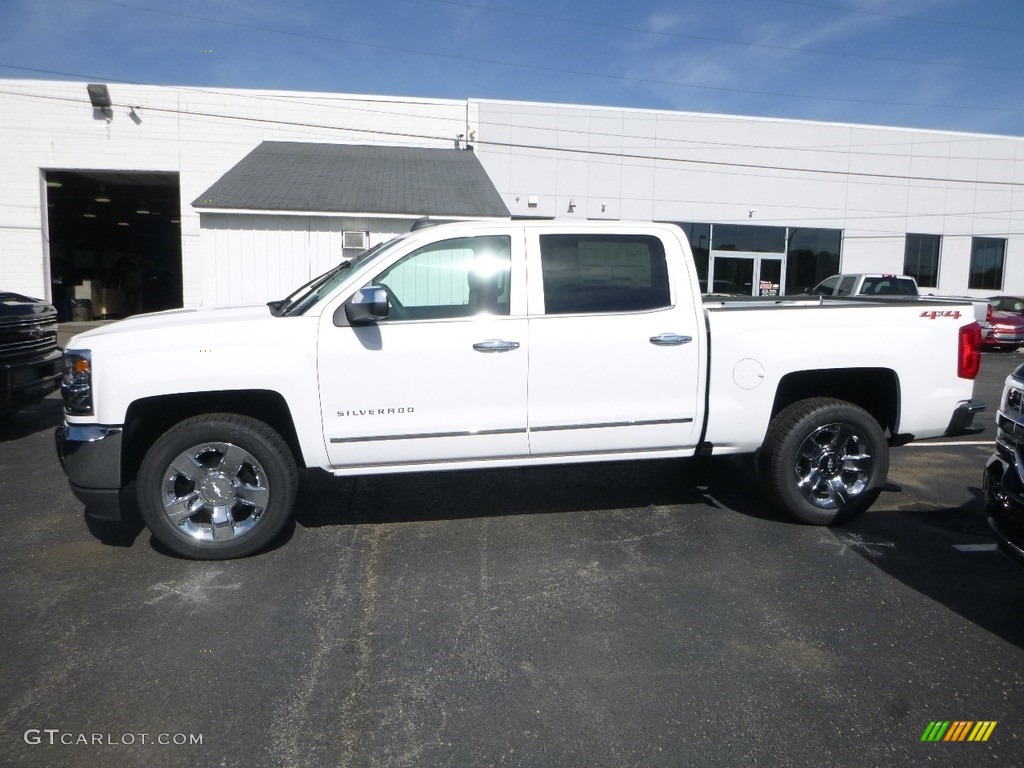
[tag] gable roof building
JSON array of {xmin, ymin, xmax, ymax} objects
[{"xmin": 193, "ymin": 142, "xmax": 510, "ymax": 218}]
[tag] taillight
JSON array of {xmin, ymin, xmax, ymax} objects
[
  {"xmin": 987, "ymin": 303, "xmax": 994, "ymax": 322},
  {"xmin": 958, "ymin": 322, "xmax": 981, "ymax": 379}
]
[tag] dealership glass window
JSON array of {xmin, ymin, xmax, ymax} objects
[
  {"xmin": 539, "ymin": 234, "xmax": 670, "ymax": 314},
  {"xmin": 904, "ymin": 234, "xmax": 941, "ymax": 288},
  {"xmin": 784, "ymin": 228, "xmax": 842, "ymax": 294},
  {"xmin": 711, "ymin": 224, "xmax": 787, "ymax": 253},
  {"xmin": 968, "ymin": 237, "xmax": 1006, "ymax": 291},
  {"xmin": 677, "ymin": 222, "xmax": 710, "ymax": 290},
  {"xmin": 675, "ymin": 223, "xmax": 841, "ymax": 295}
]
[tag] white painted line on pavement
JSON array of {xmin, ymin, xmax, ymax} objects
[
  {"xmin": 953, "ymin": 543, "xmax": 998, "ymax": 553},
  {"xmin": 907, "ymin": 440, "xmax": 991, "ymax": 448}
]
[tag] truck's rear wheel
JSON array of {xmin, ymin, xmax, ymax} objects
[
  {"xmin": 762, "ymin": 398, "xmax": 888, "ymax": 525},
  {"xmin": 137, "ymin": 414, "xmax": 297, "ymax": 559}
]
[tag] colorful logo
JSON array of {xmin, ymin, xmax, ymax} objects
[{"xmin": 921, "ymin": 721, "xmax": 997, "ymax": 742}]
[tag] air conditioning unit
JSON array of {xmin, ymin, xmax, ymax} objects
[{"xmin": 342, "ymin": 230, "xmax": 369, "ymax": 250}]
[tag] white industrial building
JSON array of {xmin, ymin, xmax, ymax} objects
[{"xmin": 2, "ymin": 78, "xmax": 1022, "ymax": 319}]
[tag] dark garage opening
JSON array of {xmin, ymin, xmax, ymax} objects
[{"xmin": 45, "ymin": 170, "xmax": 183, "ymax": 321}]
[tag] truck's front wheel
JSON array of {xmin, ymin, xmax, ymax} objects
[
  {"xmin": 762, "ymin": 398, "xmax": 889, "ymax": 525},
  {"xmin": 137, "ymin": 414, "xmax": 298, "ymax": 559}
]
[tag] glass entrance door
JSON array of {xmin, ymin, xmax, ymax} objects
[
  {"xmin": 757, "ymin": 257, "xmax": 782, "ymax": 296},
  {"xmin": 711, "ymin": 256, "xmax": 753, "ymax": 295},
  {"xmin": 710, "ymin": 254, "xmax": 784, "ymax": 296}
]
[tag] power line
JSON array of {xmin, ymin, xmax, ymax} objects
[
  {"xmin": 2, "ymin": 83, "xmax": 1023, "ymax": 192},
  {"xmin": 773, "ymin": 0, "xmax": 1024, "ymax": 36},
  {"xmin": 56, "ymin": 0, "xmax": 1024, "ymax": 115},
  {"xmin": 2, "ymin": 86, "xmax": 1012, "ymax": 203},
  {"xmin": 9, "ymin": 53, "xmax": 1017, "ymax": 163},
  {"xmin": 4, "ymin": 60, "xmax": 1014, "ymax": 162}
]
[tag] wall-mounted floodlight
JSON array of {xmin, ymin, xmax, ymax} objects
[{"xmin": 87, "ymin": 84, "xmax": 112, "ymax": 109}]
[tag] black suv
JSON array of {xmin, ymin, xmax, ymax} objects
[
  {"xmin": 984, "ymin": 363, "xmax": 1024, "ymax": 568},
  {"xmin": 0, "ymin": 291, "xmax": 62, "ymax": 418}
]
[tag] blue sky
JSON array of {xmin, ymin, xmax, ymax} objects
[{"xmin": 2, "ymin": 0, "xmax": 1024, "ymax": 135}]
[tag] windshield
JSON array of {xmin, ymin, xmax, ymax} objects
[{"xmin": 271, "ymin": 237, "xmax": 403, "ymax": 317}]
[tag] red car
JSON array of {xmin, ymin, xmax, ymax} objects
[
  {"xmin": 984, "ymin": 302, "xmax": 1024, "ymax": 351},
  {"xmin": 990, "ymin": 295, "xmax": 1024, "ymax": 315}
]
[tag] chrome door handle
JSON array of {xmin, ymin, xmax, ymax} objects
[
  {"xmin": 650, "ymin": 333, "xmax": 693, "ymax": 346},
  {"xmin": 473, "ymin": 339, "xmax": 521, "ymax": 353}
]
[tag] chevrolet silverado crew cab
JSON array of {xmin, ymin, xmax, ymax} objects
[
  {"xmin": 1, "ymin": 291, "xmax": 62, "ymax": 418},
  {"xmin": 56, "ymin": 220, "xmax": 985, "ymax": 559}
]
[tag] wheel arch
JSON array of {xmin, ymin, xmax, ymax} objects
[
  {"xmin": 771, "ymin": 368, "xmax": 900, "ymax": 436},
  {"xmin": 121, "ymin": 390, "xmax": 304, "ymax": 485}
]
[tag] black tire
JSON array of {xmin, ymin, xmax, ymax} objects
[
  {"xmin": 761, "ymin": 397, "xmax": 889, "ymax": 526},
  {"xmin": 137, "ymin": 414, "xmax": 298, "ymax": 559}
]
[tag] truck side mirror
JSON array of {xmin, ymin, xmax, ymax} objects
[{"xmin": 337, "ymin": 286, "xmax": 390, "ymax": 326}]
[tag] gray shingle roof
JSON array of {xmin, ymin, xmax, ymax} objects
[{"xmin": 192, "ymin": 142, "xmax": 510, "ymax": 217}]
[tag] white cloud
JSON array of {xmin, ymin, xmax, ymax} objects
[{"xmin": 610, "ymin": 0, "xmax": 1009, "ymax": 131}]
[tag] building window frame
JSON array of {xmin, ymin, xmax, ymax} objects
[
  {"xmin": 904, "ymin": 233, "xmax": 941, "ymax": 289},
  {"xmin": 784, "ymin": 227, "xmax": 842, "ymax": 295},
  {"xmin": 968, "ymin": 237, "xmax": 1006, "ymax": 291}
]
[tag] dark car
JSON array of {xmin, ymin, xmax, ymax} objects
[
  {"xmin": 0, "ymin": 291, "xmax": 62, "ymax": 418},
  {"xmin": 982, "ymin": 303, "xmax": 1024, "ymax": 351},
  {"xmin": 985, "ymin": 363, "xmax": 1024, "ymax": 568},
  {"xmin": 989, "ymin": 295, "xmax": 1024, "ymax": 315}
]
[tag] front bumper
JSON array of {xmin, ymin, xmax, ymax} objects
[
  {"xmin": 983, "ymin": 438, "xmax": 1024, "ymax": 569},
  {"xmin": 55, "ymin": 423, "xmax": 124, "ymax": 521},
  {"xmin": 0, "ymin": 349, "xmax": 62, "ymax": 414}
]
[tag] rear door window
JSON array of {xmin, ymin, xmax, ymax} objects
[
  {"xmin": 836, "ymin": 276, "xmax": 857, "ymax": 296},
  {"xmin": 538, "ymin": 234, "xmax": 671, "ymax": 314}
]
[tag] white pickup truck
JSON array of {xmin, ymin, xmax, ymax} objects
[
  {"xmin": 810, "ymin": 272, "xmax": 991, "ymax": 335},
  {"xmin": 56, "ymin": 220, "xmax": 985, "ymax": 559},
  {"xmin": 809, "ymin": 273, "xmax": 921, "ymax": 297}
]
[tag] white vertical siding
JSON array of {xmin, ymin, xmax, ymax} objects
[{"xmin": 199, "ymin": 213, "xmax": 412, "ymax": 307}]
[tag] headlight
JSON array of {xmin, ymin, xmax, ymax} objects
[
  {"xmin": 1008, "ymin": 386, "xmax": 1024, "ymax": 415},
  {"xmin": 61, "ymin": 350, "xmax": 93, "ymax": 416}
]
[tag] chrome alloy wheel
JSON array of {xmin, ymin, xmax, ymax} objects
[
  {"xmin": 793, "ymin": 423, "xmax": 873, "ymax": 510},
  {"xmin": 160, "ymin": 441, "xmax": 271, "ymax": 542}
]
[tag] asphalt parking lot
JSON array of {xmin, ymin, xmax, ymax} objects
[{"xmin": 2, "ymin": 353, "xmax": 1024, "ymax": 767}]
